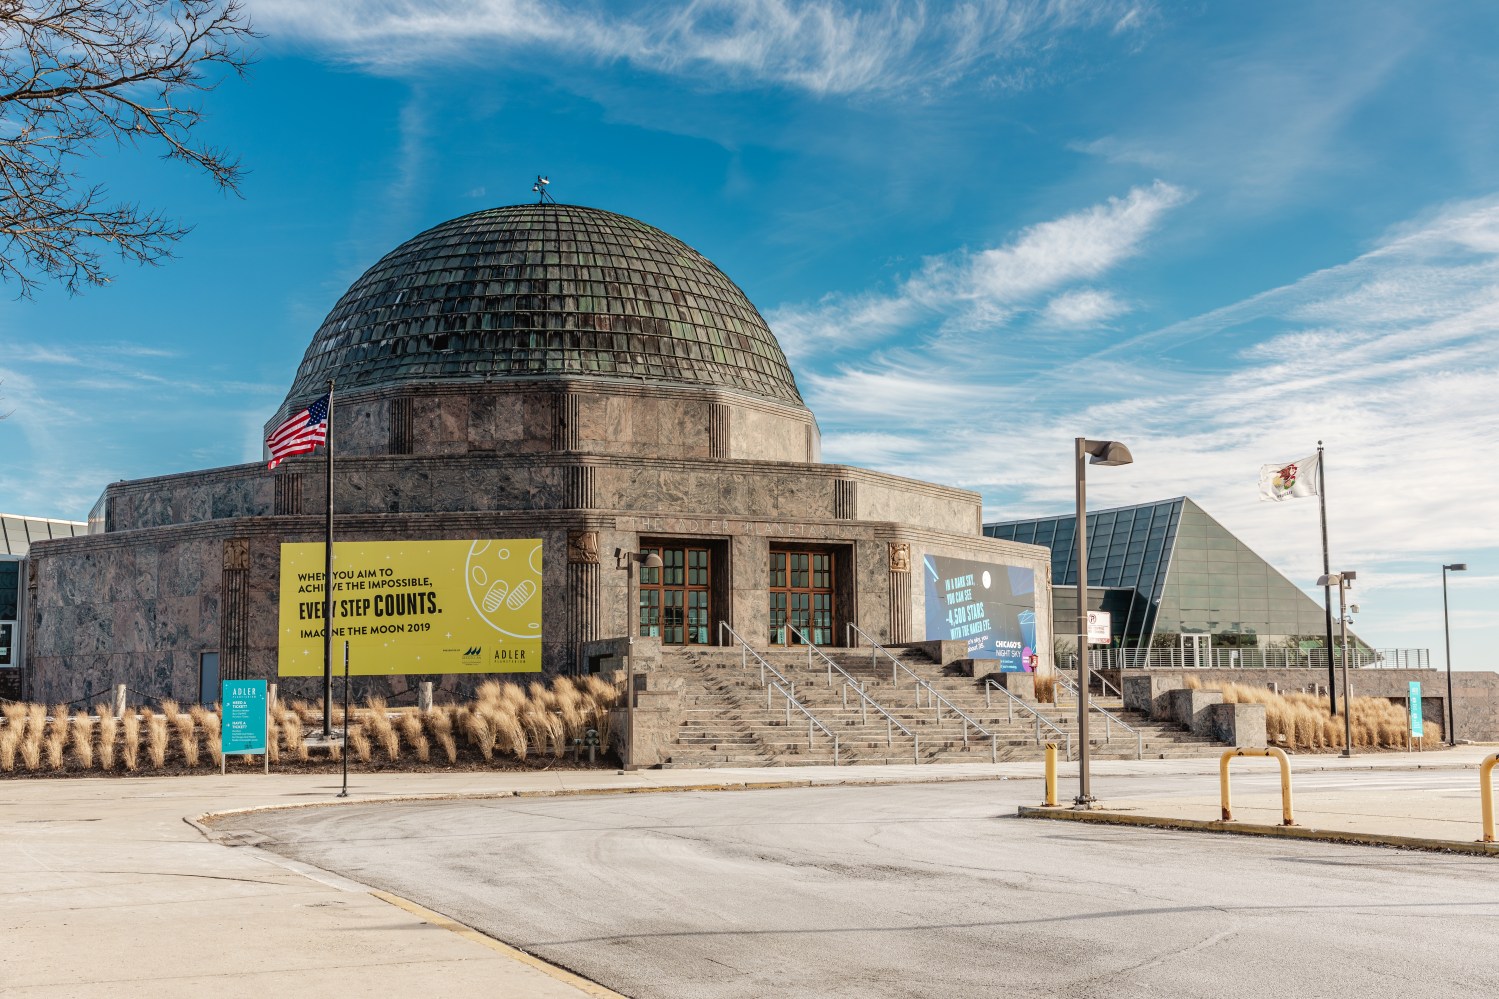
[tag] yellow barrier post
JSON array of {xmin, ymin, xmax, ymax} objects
[
  {"xmin": 1481, "ymin": 752, "xmax": 1498, "ymax": 844},
  {"xmin": 1219, "ymin": 747, "xmax": 1295, "ymax": 826},
  {"xmin": 1044, "ymin": 742, "xmax": 1058, "ymax": 807}
]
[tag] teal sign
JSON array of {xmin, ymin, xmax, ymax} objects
[
  {"xmin": 1408, "ymin": 681, "xmax": 1423, "ymax": 739},
  {"xmin": 222, "ymin": 680, "xmax": 268, "ymax": 755}
]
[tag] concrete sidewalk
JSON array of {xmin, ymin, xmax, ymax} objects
[
  {"xmin": 1, "ymin": 748, "xmax": 1494, "ymax": 997},
  {"xmin": 1022, "ymin": 745, "xmax": 1499, "ymax": 855}
]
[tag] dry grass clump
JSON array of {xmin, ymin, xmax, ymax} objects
[
  {"xmin": 45, "ymin": 704, "xmax": 69, "ymax": 770},
  {"xmin": 0, "ymin": 725, "xmax": 17, "ymax": 772},
  {"xmin": 96, "ymin": 704, "xmax": 118, "ymax": 771},
  {"xmin": 193, "ymin": 706, "xmax": 222, "ymax": 767},
  {"xmin": 363, "ymin": 698, "xmax": 400, "ymax": 761},
  {"xmin": 121, "ymin": 710, "xmax": 141, "ymax": 771},
  {"xmin": 399, "ymin": 710, "xmax": 430, "ymax": 762},
  {"xmin": 1192, "ymin": 679, "xmax": 1440, "ymax": 751},
  {"xmin": 71, "ymin": 711, "xmax": 94, "ymax": 769},
  {"xmin": 459, "ymin": 708, "xmax": 494, "ymax": 762},
  {"xmin": 145, "ymin": 709, "xmax": 169, "ymax": 769},
  {"xmin": 425, "ymin": 706, "xmax": 458, "ymax": 763},
  {"xmin": 1033, "ymin": 675, "xmax": 1057, "ymax": 704},
  {"xmin": 347, "ymin": 722, "xmax": 371, "ymax": 763}
]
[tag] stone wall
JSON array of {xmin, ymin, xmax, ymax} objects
[{"xmin": 266, "ymin": 379, "xmax": 820, "ymax": 465}]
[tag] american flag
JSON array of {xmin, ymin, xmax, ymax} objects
[{"xmin": 266, "ymin": 394, "xmax": 329, "ymax": 469}]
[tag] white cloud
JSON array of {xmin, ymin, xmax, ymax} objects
[
  {"xmin": 1038, "ymin": 289, "xmax": 1129, "ymax": 328},
  {"xmin": 768, "ymin": 180, "xmax": 1186, "ymax": 357},
  {"xmin": 249, "ymin": 0, "xmax": 1154, "ymax": 96},
  {"xmin": 802, "ymin": 193, "xmax": 1499, "ymax": 619}
]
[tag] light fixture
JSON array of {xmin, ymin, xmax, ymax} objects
[{"xmin": 1073, "ymin": 437, "xmax": 1133, "ymax": 806}]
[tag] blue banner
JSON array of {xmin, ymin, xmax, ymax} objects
[
  {"xmin": 222, "ymin": 680, "xmax": 268, "ymax": 756},
  {"xmin": 1409, "ymin": 681, "xmax": 1423, "ymax": 739},
  {"xmin": 922, "ymin": 554, "xmax": 1037, "ymax": 671}
]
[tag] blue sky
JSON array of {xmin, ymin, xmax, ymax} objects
[{"xmin": 2, "ymin": 0, "xmax": 1495, "ymax": 668}]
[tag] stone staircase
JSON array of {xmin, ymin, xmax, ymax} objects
[{"xmin": 655, "ymin": 644, "xmax": 1222, "ymax": 768}]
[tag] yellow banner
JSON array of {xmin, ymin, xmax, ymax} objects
[{"xmin": 278, "ymin": 539, "xmax": 542, "ymax": 676}]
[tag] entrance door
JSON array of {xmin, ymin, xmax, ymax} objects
[
  {"xmin": 769, "ymin": 548, "xmax": 834, "ymax": 646},
  {"xmin": 1182, "ymin": 633, "xmax": 1210, "ymax": 669},
  {"xmin": 638, "ymin": 545, "xmax": 711, "ymax": 645}
]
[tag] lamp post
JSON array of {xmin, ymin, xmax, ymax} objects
[
  {"xmin": 1442, "ymin": 563, "xmax": 1467, "ymax": 746},
  {"xmin": 1317, "ymin": 571, "xmax": 1357, "ymax": 756},
  {"xmin": 1074, "ymin": 437, "xmax": 1133, "ymax": 806},
  {"xmin": 614, "ymin": 547, "xmax": 663, "ymax": 770}
]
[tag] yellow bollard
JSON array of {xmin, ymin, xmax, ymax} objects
[
  {"xmin": 1481, "ymin": 752, "xmax": 1497, "ymax": 844},
  {"xmin": 1219, "ymin": 747, "xmax": 1295, "ymax": 826},
  {"xmin": 1044, "ymin": 742, "xmax": 1058, "ymax": 807}
]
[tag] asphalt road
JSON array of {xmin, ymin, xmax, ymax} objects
[{"xmin": 221, "ymin": 777, "xmax": 1499, "ymax": 999}]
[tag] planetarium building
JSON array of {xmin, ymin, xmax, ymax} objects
[{"xmin": 21, "ymin": 204, "xmax": 1052, "ymax": 703}]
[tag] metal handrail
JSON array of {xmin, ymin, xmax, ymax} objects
[
  {"xmin": 719, "ymin": 621, "xmax": 796, "ymax": 695},
  {"xmin": 984, "ymin": 678, "xmax": 1073, "ymax": 761},
  {"xmin": 770, "ymin": 679, "xmax": 840, "ymax": 766},
  {"xmin": 1058, "ymin": 661, "xmax": 1121, "ymax": 698},
  {"xmin": 719, "ymin": 622, "xmax": 839, "ymax": 765},
  {"xmin": 788, "ymin": 626, "xmax": 921, "ymax": 764},
  {"xmin": 845, "ymin": 623, "xmax": 997, "ymax": 763},
  {"xmin": 1055, "ymin": 675, "xmax": 1143, "ymax": 760}
]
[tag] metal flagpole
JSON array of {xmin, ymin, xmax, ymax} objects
[
  {"xmin": 322, "ymin": 379, "xmax": 336, "ymax": 740},
  {"xmin": 1317, "ymin": 441, "xmax": 1337, "ymax": 715}
]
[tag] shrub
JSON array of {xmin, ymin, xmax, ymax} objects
[
  {"xmin": 145, "ymin": 710, "xmax": 169, "ymax": 769},
  {"xmin": 70, "ymin": 711, "xmax": 94, "ymax": 769},
  {"xmin": 97, "ymin": 705, "xmax": 119, "ymax": 771},
  {"xmin": 398, "ymin": 711, "xmax": 429, "ymax": 763},
  {"xmin": 121, "ymin": 711, "xmax": 141, "ymax": 771}
]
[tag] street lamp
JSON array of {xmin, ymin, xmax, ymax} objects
[
  {"xmin": 1442, "ymin": 563, "xmax": 1467, "ymax": 746},
  {"xmin": 1074, "ymin": 437, "xmax": 1133, "ymax": 806},
  {"xmin": 614, "ymin": 547, "xmax": 663, "ymax": 769},
  {"xmin": 1316, "ymin": 571, "xmax": 1357, "ymax": 756}
]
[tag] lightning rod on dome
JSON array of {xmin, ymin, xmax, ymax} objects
[{"xmin": 532, "ymin": 175, "xmax": 555, "ymax": 204}]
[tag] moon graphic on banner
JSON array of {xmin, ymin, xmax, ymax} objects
[{"xmin": 466, "ymin": 540, "xmax": 543, "ymax": 637}]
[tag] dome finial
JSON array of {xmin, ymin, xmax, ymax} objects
[{"xmin": 532, "ymin": 175, "xmax": 554, "ymax": 204}]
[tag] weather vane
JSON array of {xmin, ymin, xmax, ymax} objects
[{"xmin": 532, "ymin": 175, "xmax": 555, "ymax": 204}]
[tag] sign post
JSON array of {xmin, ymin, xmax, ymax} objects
[
  {"xmin": 1408, "ymin": 680, "xmax": 1423, "ymax": 751},
  {"xmin": 221, "ymin": 679, "xmax": 269, "ymax": 774}
]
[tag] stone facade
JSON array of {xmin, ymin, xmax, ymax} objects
[{"xmin": 23, "ymin": 380, "xmax": 1051, "ymax": 704}]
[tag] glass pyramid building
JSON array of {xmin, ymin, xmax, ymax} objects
[{"xmin": 984, "ymin": 497, "xmax": 1338, "ymax": 659}]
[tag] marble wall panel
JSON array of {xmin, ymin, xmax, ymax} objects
[
  {"xmin": 731, "ymin": 534, "xmax": 770, "ymax": 645},
  {"xmin": 853, "ymin": 539, "xmax": 889, "ymax": 641},
  {"xmin": 857, "ymin": 480, "xmax": 978, "ymax": 535},
  {"xmin": 731, "ymin": 405, "xmax": 812, "ymax": 462},
  {"xmin": 519, "ymin": 394, "xmax": 554, "ymax": 453},
  {"xmin": 437, "ymin": 395, "xmax": 470, "ymax": 449}
]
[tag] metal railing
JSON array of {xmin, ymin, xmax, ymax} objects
[
  {"xmin": 985, "ymin": 679, "xmax": 1072, "ymax": 761},
  {"xmin": 1057, "ymin": 664, "xmax": 1121, "ymax": 698},
  {"xmin": 846, "ymin": 623, "xmax": 997, "ymax": 763},
  {"xmin": 719, "ymin": 622, "xmax": 839, "ymax": 765},
  {"xmin": 1071, "ymin": 647, "xmax": 1430, "ymax": 671},
  {"xmin": 1054, "ymin": 675, "xmax": 1143, "ymax": 760},
  {"xmin": 788, "ymin": 626, "xmax": 921, "ymax": 764}
]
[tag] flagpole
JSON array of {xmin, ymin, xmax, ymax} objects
[
  {"xmin": 322, "ymin": 378, "xmax": 335, "ymax": 740},
  {"xmin": 1318, "ymin": 440, "xmax": 1337, "ymax": 715}
]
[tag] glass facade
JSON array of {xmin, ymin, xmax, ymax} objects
[
  {"xmin": 986, "ymin": 497, "xmax": 1331, "ymax": 651},
  {"xmin": 281, "ymin": 204, "xmax": 804, "ymax": 413}
]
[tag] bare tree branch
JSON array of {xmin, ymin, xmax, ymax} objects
[{"xmin": 0, "ymin": 1, "xmax": 256, "ymax": 295}]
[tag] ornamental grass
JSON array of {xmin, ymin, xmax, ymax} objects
[
  {"xmin": 0, "ymin": 675, "xmax": 621, "ymax": 776},
  {"xmin": 1187, "ymin": 678, "xmax": 1439, "ymax": 750}
]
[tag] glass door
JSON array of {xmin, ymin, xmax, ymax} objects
[
  {"xmin": 638, "ymin": 545, "xmax": 711, "ymax": 645},
  {"xmin": 769, "ymin": 549, "xmax": 834, "ymax": 646},
  {"xmin": 1182, "ymin": 633, "xmax": 1210, "ymax": 669}
]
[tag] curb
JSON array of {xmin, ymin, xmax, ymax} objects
[
  {"xmin": 187, "ymin": 771, "xmax": 1020, "ymax": 836},
  {"xmin": 1016, "ymin": 805, "xmax": 1499, "ymax": 857}
]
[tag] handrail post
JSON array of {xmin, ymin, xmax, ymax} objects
[
  {"xmin": 1220, "ymin": 747, "xmax": 1294, "ymax": 825},
  {"xmin": 1481, "ymin": 752, "xmax": 1498, "ymax": 844}
]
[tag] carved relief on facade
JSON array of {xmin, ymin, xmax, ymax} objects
[
  {"xmin": 888, "ymin": 542, "xmax": 911, "ymax": 574},
  {"xmin": 567, "ymin": 530, "xmax": 601, "ymax": 564}
]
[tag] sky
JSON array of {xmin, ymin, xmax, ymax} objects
[{"xmin": 1, "ymin": 0, "xmax": 1496, "ymax": 669}]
